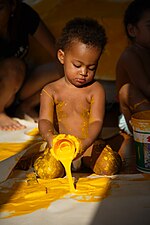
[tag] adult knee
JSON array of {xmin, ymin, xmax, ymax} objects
[{"xmin": 0, "ymin": 58, "xmax": 26, "ymax": 91}]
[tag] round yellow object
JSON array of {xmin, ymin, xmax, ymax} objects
[
  {"xmin": 51, "ymin": 134, "xmax": 82, "ymax": 160},
  {"xmin": 92, "ymin": 145, "xmax": 122, "ymax": 175},
  {"xmin": 34, "ymin": 147, "xmax": 64, "ymax": 179}
]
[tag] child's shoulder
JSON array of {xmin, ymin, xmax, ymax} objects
[
  {"xmin": 89, "ymin": 80, "xmax": 105, "ymax": 93},
  {"xmin": 93, "ymin": 79, "xmax": 105, "ymax": 88},
  {"xmin": 44, "ymin": 77, "xmax": 64, "ymax": 89}
]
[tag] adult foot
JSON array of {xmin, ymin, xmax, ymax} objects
[{"xmin": 0, "ymin": 113, "xmax": 26, "ymax": 131}]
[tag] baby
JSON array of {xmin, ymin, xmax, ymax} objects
[{"xmin": 38, "ymin": 17, "xmax": 107, "ymax": 171}]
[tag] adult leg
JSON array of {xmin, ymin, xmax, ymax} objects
[
  {"xmin": 119, "ymin": 83, "xmax": 150, "ymax": 132},
  {"xmin": 17, "ymin": 60, "xmax": 63, "ymax": 120},
  {"xmin": 0, "ymin": 58, "xmax": 26, "ymax": 130}
]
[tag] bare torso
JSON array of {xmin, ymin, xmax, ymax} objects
[
  {"xmin": 44, "ymin": 77, "xmax": 104, "ymax": 139},
  {"xmin": 116, "ymin": 44, "xmax": 150, "ymax": 99}
]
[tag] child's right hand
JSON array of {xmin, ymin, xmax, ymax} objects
[{"xmin": 47, "ymin": 134, "xmax": 56, "ymax": 149}]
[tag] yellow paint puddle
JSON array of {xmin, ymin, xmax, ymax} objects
[
  {"xmin": 0, "ymin": 134, "xmax": 111, "ymax": 219},
  {"xmin": 0, "ymin": 173, "xmax": 111, "ymax": 218}
]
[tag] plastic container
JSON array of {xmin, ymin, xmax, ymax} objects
[{"xmin": 131, "ymin": 110, "xmax": 150, "ymax": 173}]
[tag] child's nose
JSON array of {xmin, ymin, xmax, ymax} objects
[{"xmin": 80, "ymin": 67, "xmax": 88, "ymax": 76}]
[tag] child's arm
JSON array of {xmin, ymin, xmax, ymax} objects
[
  {"xmin": 38, "ymin": 86, "xmax": 55, "ymax": 148},
  {"xmin": 81, "ymin": 82, "xmax": 105, "ymax": 154}
]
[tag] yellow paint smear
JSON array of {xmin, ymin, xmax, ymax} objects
[
  {"xmin": 26, "ymin": 127, "xmax": 39, "ymax": 136},
  {"xmin": 0, "ymin": 134, "xmax": 111, "ymax": 218},
  {"xmin": 0, "ymin": 140, "xmax": 39, "ymax": 161},
  {"xmin": 0, "ymin": 174, "xmax": 110, "ymax": 218}
]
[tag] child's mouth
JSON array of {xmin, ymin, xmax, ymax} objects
[{"xmin": 76, "ymin": 78, "xmax": 86, "ymax": 83}]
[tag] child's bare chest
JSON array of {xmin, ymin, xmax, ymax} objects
[
  {"xmin": 56, "ymin": 96, "xmax": 90, "ymax": 113},
  {"xmin": 55, "ymin": 90, "xmax": 91, "ymax": 117}
]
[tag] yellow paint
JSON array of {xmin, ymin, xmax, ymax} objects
[
  {"xmin": 51, "ymin": 134, "xmax": 82, "ymax": 192},
  {"xmin": 26, "ymin": 127, "xmax": 39, "ymax": 136},
  {"xmin": 131, "ymin": 110, "xmax": 150, "ymax": 131},
  {"xmin": 81, "ymin": 108, "xmax": 90, "ymax": 139},
  {"xmin": 34, "ymin": 147, "xmax": 64, "ymax": 179},
  {"xmin": 0, "ymin": 173, "xmax": 110, "ymax": 218},
  {"xmin": 0, "ymin": 134, "xmax": 111, "ymax": 218},
  {"xmin": 56, "ymin": 101, "xmax": 67, "ymax": 122},
  {"xmin": 0, "ymin": 140, "xmax": 40, "ymax": 161}
]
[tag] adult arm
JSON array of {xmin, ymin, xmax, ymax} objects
[
  {"xmin": 22, "ymin": 2, "xmax": 56, "ymax": 59},
  {"xmin": 33, "ymin": 20, "xmax": 56, "ymax": 59}
]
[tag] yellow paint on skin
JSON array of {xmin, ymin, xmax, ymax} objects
[
  {"xmin": 81, "ymin": 96, "xmax": 95, "ymax": 139},
  {"xmin": 81, "ymin": 109, "xmax": 89, "ymax": 139},
  {"xmin": 56, "ymin": 101, "xmax": 67, "ymax": 122}
]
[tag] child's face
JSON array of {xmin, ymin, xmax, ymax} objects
[
  {"xmin": 58, "ymin": 40, "xmax": 101, "ymax": 87},
  {"xmin": 132, "ymin": 9, "xmax": 150, "ymax": 48}
]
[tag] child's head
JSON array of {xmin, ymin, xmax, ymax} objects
[
  {"xmin": 57, "ymin": 17, "xmax": 107, "ymax": 87},
  {"xmin": 57, "ymin": 17, "xmax": 107, "ymax": 53},
  {"xmin": 124, "ymin": 0, "xmax": 150, "ymax": 41}
]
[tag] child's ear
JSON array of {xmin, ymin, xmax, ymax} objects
[
  {"xmin": 57, "ymin": 49, "xmax": 65, "ymax": 64},
  {"xmin": 127, "ymin": 24, "xmax": 136, "ymax": 38}
]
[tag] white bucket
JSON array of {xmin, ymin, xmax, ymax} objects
[{"xmin": 131, "ymin": 110, "xmax": 150, "ymax": 173}]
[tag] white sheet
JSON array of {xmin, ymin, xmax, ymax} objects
[
  {"xmin": 0, "ymin": 118, "xmax": 39, "ymax": 143},
  {"xmin": 0, "ymin": 173, "xmax": 150, "ymax": 225}
]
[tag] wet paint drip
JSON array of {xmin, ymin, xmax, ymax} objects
[
  {"xmin": 51, "ymin": 135, "xmax": 80, "ymax": 192},
  {"xmin": 60, "ymin": 158, "xmax": 75, "ymax": 192},
  {"xmin": 53, "ymin": 139, "xmax": 76, "ymax": 192}
]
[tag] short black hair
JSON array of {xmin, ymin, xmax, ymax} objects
[
  {"xmin": 57, "ymin": 17, "xmax": 107, "ymax": 53},
  {"xmin": 124, "ymin": 0, "xmax": 150, "ymax": 40}
]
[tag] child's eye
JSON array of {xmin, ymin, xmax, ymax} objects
[
  {"xmin": 88, "ymin": 67, "xmax": 96, "ymax": 71},
  {"xmin": 73, "ymin": 64, "xmax": 81, "ymax": 68}
]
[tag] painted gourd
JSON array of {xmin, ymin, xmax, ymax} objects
[
  {"xmin": 34, "ymin": 147, "xmax": 64, "ymax": 179},
  {"xmin": 93, "ymin": 145, "xmax": 122, "ymax": 175},
  {"xmin": 34, "ymin": 134, "xmax": 81, "ymax": 179}
]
